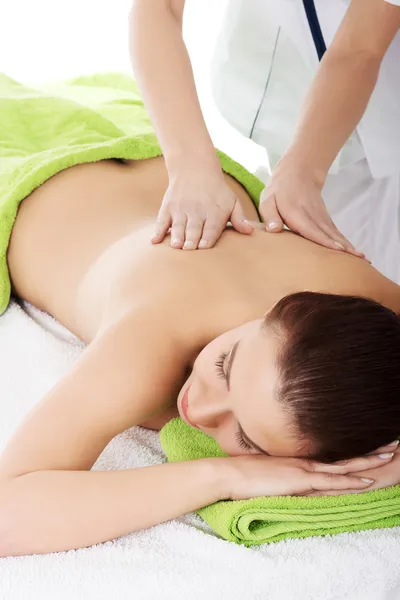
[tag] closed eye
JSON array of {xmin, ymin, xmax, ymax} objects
[
  {"xmin": 235, "ymin": 429, "xmax": 252, "ymax": 452},
  {"xmin": 215, "ymin": 352, "xmax": 228, "ymax": 380}
]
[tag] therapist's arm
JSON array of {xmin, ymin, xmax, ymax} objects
[
  {"xmin": 260, "ymin": 0, "xmax": 400, "ymax": 254},
  {"xmin": 286, "ymin": 0, "xmax": 400, "ymax": 178},
  {"xmin": 129, "ymin": 0, "xmax": 216, "ymax": 173},
  {"xmin": 129, "ymin": 0, "xmax": 252, "ymax": 250}
]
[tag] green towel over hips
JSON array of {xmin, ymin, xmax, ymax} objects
[
  {"xmin": 0, "ymin": 72, "xmax": 263, "ymax": 315},
  {"xmin": 160, "ymin": 418, "xmax": 400, "ymax": 546}
]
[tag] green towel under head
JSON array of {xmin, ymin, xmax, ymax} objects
[{"xmin": 160, "ymin": 418, "xmax": 400, "ymax": 546}]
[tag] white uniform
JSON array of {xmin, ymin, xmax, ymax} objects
[{"xmin": 211, "ymin": 0, "xmax": 400, "ymax": 282}]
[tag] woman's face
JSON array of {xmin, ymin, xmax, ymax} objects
[{"xmin": 177, "ymin": 319, "xmax": 304, "ymax": 457}]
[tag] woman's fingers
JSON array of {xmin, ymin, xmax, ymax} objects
[
  {"xmin": 307, "ymin": 472, "xmax": 374, "ymax": 492},
  {"xmin": 368, "ymin": 440, "xmax": 399, "ymax": 455},
  {"xmin": 302, "ymin": 487, "xmax": 373, "ymax": 497},
  {"xmin": 309, "ymin": 452, "xmax": 394, "ymax": 475}
]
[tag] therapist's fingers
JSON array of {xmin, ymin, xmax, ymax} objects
[
  {"xmin": 259, "ymin": 193, "xmax": 284, "ymax": 233},
  {"xmin": 310, "ymin": 201, "xmax": 367, "ymax": 259},
  {"xmin": 152, "ymin": 211, "xmax": 172, "ymax": 244},
  {"xmin": 298, "ymin": 210, "xmax": 367, "ymax": 258},
  {"xmin": 318, "ymin": 218, "xmax": 366, "ymax": 259},
  {"xmin": 199, "ymin": 217, "xmax": 227, "ymax": 249},
  {"xmin": 183, "ymin": 218, "xmax": 204, "ymax": 250},
  {"xmin": 230, "ymin": 201, "xmax": 255, "ymax": 235},
  {"xmin": 291, "ymin": 212, "xmax": 350, "ymax": 251},
  {"xmin": 170, "ymin": 216, "xmax": 187, "ymax": 249}
]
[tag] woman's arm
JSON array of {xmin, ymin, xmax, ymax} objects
[
  {"xmin": 0, "ymin": 305, "xmax": 387, "ymax": 556},
  {"xmin": 0, "ymin": 310, "xmax": 224, "ymax": 556},
  {"xmin": 129, "ymin": 0, "xmax": 252, "ymax": 248}
]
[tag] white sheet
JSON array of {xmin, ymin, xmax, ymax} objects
[{"xmin": 1, "ymin": 301, "xmax": 400, "ymax": 600}]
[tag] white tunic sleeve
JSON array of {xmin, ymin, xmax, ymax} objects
[{"xmin": 385, "ymin": 0, "xmax": 400, "ymax": 5}]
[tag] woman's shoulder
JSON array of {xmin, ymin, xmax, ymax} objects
[{"xmin": 323, "ymin": 253, "xmax": 400, "ymax": 315}]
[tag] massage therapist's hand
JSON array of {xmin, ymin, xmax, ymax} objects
[
  {"xmin": 151, "ymin": 166, "xmax": 253, "ymax": 250},
  {"xmin": 259, "ymin": 157, "xmax": 365, "ymax": 259},
  {"xmin": 222, "ymin": 452, "xmax": 395, "ymax": 500}
]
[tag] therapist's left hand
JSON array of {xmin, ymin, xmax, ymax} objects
[{"xmin": 259, "ymin": 158, "xmax": 366, "ymax": 259}]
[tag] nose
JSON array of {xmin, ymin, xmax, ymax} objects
[{"xmin": 189, "ymin": 383, "xmax": 229, "ymax": 430}]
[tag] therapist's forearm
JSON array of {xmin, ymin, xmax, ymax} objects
[
  {"xmin": 129, "ymin": 0, "xmax": 219, "ymax": 174},
  {"xmin": 283, "ymin": 50, "xmax": 381, "ymax": 180}
]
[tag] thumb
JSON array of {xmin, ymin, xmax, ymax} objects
[
  {"xmin": 259, "ymin": 192, "xmax": 284, "ymax": 232},
  {"xmin": 230, "ymin": 201, "xmax": 254, "ymax": 235}
]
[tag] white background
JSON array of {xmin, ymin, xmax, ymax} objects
[{"xmin": 0, "ymin": 0, "xmax": 267, "ymax": 173}]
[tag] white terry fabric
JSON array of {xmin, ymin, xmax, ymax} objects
[{"xmin": 1, "ymin": 301, "xmax": 400, "ymax": 600}]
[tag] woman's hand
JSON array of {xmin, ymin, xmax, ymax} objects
[
  {"xmin": 310, "ymin": 443, "xmax": 400, "ymax": 497},
  {"xmin": 259, "ymin": 158, "xmax": 366, "ymax": 259},
  {"xmin": 223, "ymin": 450, "xmax": 395, "ymax": 501},
  {"xmin": 151, "ymin": 168, "xmax": 253, "ymax": 250}
]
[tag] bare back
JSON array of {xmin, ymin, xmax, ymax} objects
[{"xmin": 7, "ymin": 157, "xmax": 400, "ymax": 347}]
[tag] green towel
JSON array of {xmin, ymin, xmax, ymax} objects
[
  {"xmin": 160, "ymin": 418, "xmax": 400, "ymax": 546},
  {"xmin": 0, "ymin": 72, "xmax": 263, "ymax": 315}
]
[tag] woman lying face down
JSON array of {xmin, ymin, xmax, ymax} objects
[
  {"xmin": 2, "ymin": 156, "xmax": 400, "ymax": 557},
  {"xmin": 178, "ymin": 291, "xmax": 400, "ymax": 462}
]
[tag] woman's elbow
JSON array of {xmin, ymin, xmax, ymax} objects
[
  {"xmin": 0, "ymin": 484, "xmax": 24, "ymax": 557},
  {"xmin": 130, "ymin": 0, "xmax": 170, "ymax": 13},
  {"xmin": 130, "ymin": 0, "xmax": 180, "ymax": 19}
]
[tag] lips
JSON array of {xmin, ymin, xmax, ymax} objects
[{"xmin": 181, "ymin": 385, "xmax": 198, "ymax": 428}]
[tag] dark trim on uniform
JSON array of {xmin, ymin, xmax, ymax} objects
[
  {"xmin": 303, "ymin": 0, "xmax": 327, "ymax": 61},
  {"xmin": 249, "ymin": 28, "xmax": 281, "ymax": 140}
]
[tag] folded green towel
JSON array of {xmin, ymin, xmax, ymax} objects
[
  {"xmin": 160, "ymin": 418, "xmax": 400, "ymax": 546},
  {"xmin": 0, "ymin": 72, "xmax": 263, "ymax": 315}
]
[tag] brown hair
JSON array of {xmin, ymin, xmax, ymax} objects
[{"xmin": 265, "ymin": 291, "xmax": 400, "ymax": 462}]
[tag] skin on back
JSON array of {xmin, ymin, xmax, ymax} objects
[
  {"xmin": 6, "ymin": 156, "xmax": 400, "ymax": 432},
  {"xmin": 8, "ymin": 156, "xmax": 400, "ymax": 342}
]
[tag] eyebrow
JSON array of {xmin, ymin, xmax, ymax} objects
[{"xmin": 225, "ymin": 340, "xmax": 270, "ymax": 456}]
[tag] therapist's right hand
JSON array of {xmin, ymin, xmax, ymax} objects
[
  {"xmin": 151, "ymin": 168, "xmax": 254, "ymax": 249},
  {"xmin": 259, "ymin": 159, "xmax": 366, "ymax": 259}
]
